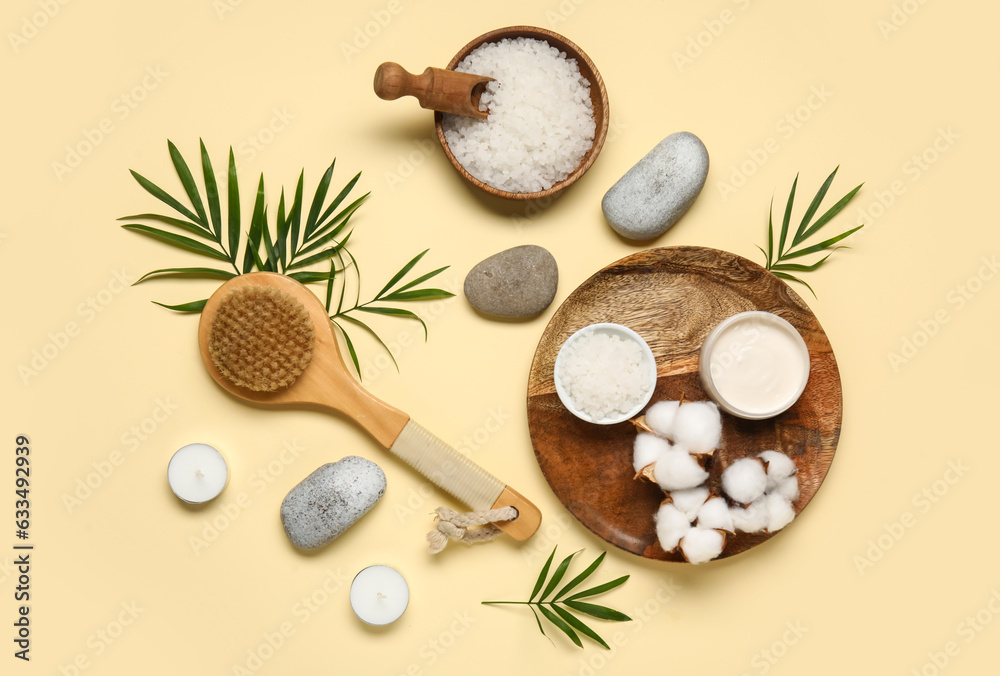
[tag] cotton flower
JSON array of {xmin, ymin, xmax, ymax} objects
[
  {"xmin": 765, "ymin": 493, "xmax": 796, "ymax": 532},
  {"xmin": 653, "ymin": 448, "xmax": 709, "ymax": 491},
  {"xmin": 633, "ymin": 432, "xmax": 671, "ymax": 474},
  {"xmin": 656, "ymin": 502, "xmax": 691, "ymax": 552},
  {"xmin": 672, "ymin": 401, "xmax": 722, "ymax": 453},
  {"xmin": 773, "ymin": 475, "xmax": 800, "ymax": 502},
  {"xmin": 758, "ymin": 450, "xmax": 796, "ymax": 490},
  {"xmin": 729, "ymin": 498, "xmax": 768, "ymax": 533},
  {"xmin": 696, "ymin": 497, "xmax": 734, "ymax": 533},
  {"xmin": 667, "ymin": 486, "xmax": 709, "ymax": 522},
  {"xmin": 721, "ymin": 457, "xmax": 768, "ymax": 505},
  {"xmin": 645, "ymin": 400, "xmax": 680, "ymax": 440},
  {"xmin": 680, "ymin": 527, "xmax": 726, "ymax": 564}
]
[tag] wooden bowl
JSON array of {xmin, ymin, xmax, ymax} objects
[{"xmin": 434, "ymin": 26, "xmax": 610, "ymax": 201}]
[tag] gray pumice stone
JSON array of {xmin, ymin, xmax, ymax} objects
[
  {"xmin": 280, "ymin": 456, "xmax": 386, "ymax": 549},
  {"xmin": 464, "ymin": 244, "xmax": 558, "ymax": 318},
  {"xmin": 601, "ymin": 131, "xmax": 709, "ymax": 241}
]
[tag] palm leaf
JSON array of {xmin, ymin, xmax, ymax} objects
[
  {"xmin": 309, "ymin": 171, "xmax": 361, "ymax": 239},
  {"xmin": 152, "ymin": 299, "xmax": 207, "ymax": 312},
  {"xmin": 537, "ymin": 605, "xmax": 582, "ymax": 648},
  {"xmin": 553, "ymin": 605, "xmax": 609, "ymax": 650},
  {"xmin": 529, "ymin": 549, "xmax": 557, "ymax": 603},
  {"xmin": 781, "ymin": 226, "xmax": 862, "ymax": 259},
  {"xmin": 379, "ymin": 288, "xmax": 454, "ymax": 302},
  {"xmin": 227, "ymin": 148, "xmax": 240, "ymax": 261},
  {"xmin": 791, "ymin": 166, "xmax": 837, "ymax": 247},
  {"xmin": 128, "ymin": 170, "xmax": 205, "ymax": 226},
  {"xmin": 200, "ymin": 139, "xmax": 222, "ymax": 240},
  {"xmin": 338, "ymin": 314, "xmax": 399, "ymax": 374},
  {"xmin": 539, "ymin": 551, "xmax": 578, "ymax": 602},
  {"xmin": 554, "ymin": 551, "xmax": 605, "ymax": 602},
  {"xmin": 376, "ymin": 249, "xmax": 429, "ymax": 300},
  {"xmin": 308, "ymin": 192, "xmax": 368, "ymax": 245},
  {"xmin": 563, "ymin": 600, "xmax": 631, "ymax": 622},
  {"xmin": 135, "ymin": 267, "xmax": 236, "ymax": 284},
  {"xmin": 167, "ymin": 140, "xmax": 210, "ymax": 227},
  {"xmin": 797, "ymin": 183, "xmax": 863, "ymax": 242},
  {"xmin": 117, "ymin": 213, "xmax": 212, "ymax": 240},
  {"xmin": 777, "ymin": 173, "xmax": 797, "ymax": 257},
  {"xmin": 305, "ymin": 160, "xmax": 335, "ymax": 241},
  {"xmin": 331, "ymin": 320, "xmax": 362, "ymax": 378},
  {"xmin": 356, "ymin": 306, "xmax": 427, "ymax": 339},
  {"xmin": 565, "ymin": 575, "xmax": 629, "ymax": 601},
  {"xmin": 122, "ymin": 224, "xmax": 229, "ymax": 262}
]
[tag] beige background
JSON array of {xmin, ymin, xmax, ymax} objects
[{"xmin": 3, "ymin": 0, "xmax": 997, "ymax": 674}]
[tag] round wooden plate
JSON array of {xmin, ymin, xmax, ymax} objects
[{"xmin": 526, "ymin": 246, "xmax": 843, "ymax": 561}]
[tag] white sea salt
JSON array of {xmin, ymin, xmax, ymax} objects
[
  {"xmin": 557, "ymin": 329, "xmax": 651, "ymax": 421},
  {"xmin": 441, "ymin": 37, "xmax": 596, "ymax": 193}
]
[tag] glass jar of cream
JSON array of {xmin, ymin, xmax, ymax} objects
[{"xmin": 698, "ymin": 311, "xmax": 810, "ymax": 420}]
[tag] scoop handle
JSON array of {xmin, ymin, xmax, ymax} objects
[
  {"xmin": 373, "ymin": 62, "xmax": 492, "ymax": 119},
  {"xmin": 389, "ymin": 420, "xmax": 541, "ymax": 540}
]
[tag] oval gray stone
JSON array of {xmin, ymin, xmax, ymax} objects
[
  {"xmin": 601, "ymin": 131, "xmax": 709, "ymax": 241},
  {"xmin": 280, "ymin": 456, "xmax": 386, "ymax": 550},
  {"xmin": 464, "ymin": 245, "xmax": 558, "ymax": 318}
]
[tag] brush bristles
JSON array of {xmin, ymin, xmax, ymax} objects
[{"xmin": 209, "ymin": 285, "xmax": 315, "ymax": 392}]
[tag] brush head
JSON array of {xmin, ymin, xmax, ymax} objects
[{"xmin": 208, "ymin": 285, "xmax": 315, "ymax": 392}]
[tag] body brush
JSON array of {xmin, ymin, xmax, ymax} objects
[{"xmin": 197, "ymin": 272, "xmax": 540, "ymax": 541}]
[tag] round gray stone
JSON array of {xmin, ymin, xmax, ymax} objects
[
  {"xmin": 601, "ymin": 131, "xmax": 710, "ymax": 241},
  {"xmin": 464, "ymin": 245, "xmax": 558, "ymax": 318},
  {"xmin": 280, "ymin": 456, "xmax": 386, "ymax": 550}
]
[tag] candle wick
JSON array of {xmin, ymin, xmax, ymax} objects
[
  {"xmin": 377, "ymin": 592, "xmax": 387, "ymax": 600},
  {"xmin": 195, "ymin": 469, "xmax": 205, "ymax": 478}
]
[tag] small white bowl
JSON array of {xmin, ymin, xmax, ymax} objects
[
  {"xmin": 554, "ymin": 323, "xmax": 657, "ymax": 425},
  {"xmin": 698, "ymin": 311, "xmax": 810, "ymax": 420}
]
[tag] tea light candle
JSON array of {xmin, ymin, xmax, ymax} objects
[
  {"xmin": 350, "ymin": 565, "xmax": 409, "ymax": 625},
  {"xmin": 168, "ymin": 443, "xmax": 229, "ymax": 504}
]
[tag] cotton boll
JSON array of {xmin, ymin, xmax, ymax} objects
[
  {"xmin": 758, "ymin": 450, "xmax": 796, "ymax": 489},
  {"xmin": 721, "ymin": 457, "xmax": 768, "ymax": 505},
  {"xmin": 672, "ymin": 401, "xmax": 722, "ymax": 453},
  {"xmin": 655, "ymin": 503, "xmax": 691, "ymax": 552},
  {"xmin": 653, "ymin": 449, "xmax": 710, "ymax": 491},
  {"xmin": 645, "ymin": 400, "xmax": 680, "ymax": 440},
  {"xmin": 765, "ymin": 493, "xmax": 796, "ymax": 532},
  {"xmin": 679, "ymin": 527, "xmax": 726, "ymax": 564},
  {"xmin": 633, "ymin": 433, "xmax": 671, "ymax": 474},
  {"xmin": 773, "ymin": 475, "xmax": 800, "ymax": 502},
  {"xmin": 668, "ymin": 486, "xmax": 709, "ymax": 522},
  {"xmin": 696, "ymin": 497, "xmax": 735, "ymax": 533},
  {"xmin": 729, "ymin": 498, "xmax": 768, "ymax": 533}
]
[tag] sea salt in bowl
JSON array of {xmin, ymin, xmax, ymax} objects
[
  {"xmin": 698, "ymin": 311, "xmax": 811, "ymax": 420},
  {"xmin": 554, "ymin": 323, "xmax": 657, "ymax": 425},
  {"xmin": 435, "ymin": 26, "xmax": 609, "ymax": 200}
]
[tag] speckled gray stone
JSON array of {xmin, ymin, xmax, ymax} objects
[
  {"xmin": 464, "ymin": 245, "xmax": 558, "ymax": 318},
  {"xmin": 280, "ymin": 457, "xmax": 386, "ymax": 550},
  {"xmin": 601, "ymin": 131, "xmax": 709, "ymax": 241}
]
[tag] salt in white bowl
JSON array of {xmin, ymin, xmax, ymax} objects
[{"xmin": 554, "ymin": 323, "xmax": 657, "ymax": 425}]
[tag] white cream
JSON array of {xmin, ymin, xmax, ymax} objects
[{"xmin": 702, "ymin": 313, "xmax": 809, "ymax": 418}]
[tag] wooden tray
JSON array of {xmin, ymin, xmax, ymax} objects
[{"xmin": 526, "ymin": 246, "xmax": 842, "ymax": 561}]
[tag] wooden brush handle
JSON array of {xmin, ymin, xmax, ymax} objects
[
  {"xmin": 373, "ymin": 62, "xmax": 492, "ymax": 119},
  {"xmin": 389, "ymin": 420, "xmax": 541, "ymax": 540}
]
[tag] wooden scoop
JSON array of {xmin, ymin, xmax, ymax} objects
[
  {"xmin": 374, "ymin": 62, "xmax": 493, "ymax": 119},
  {"xmin": 198, "ymin": 272, "xmax": 540, "ymax": 541}
]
